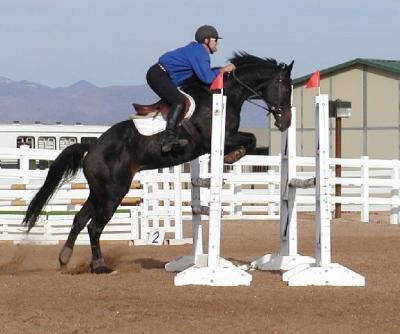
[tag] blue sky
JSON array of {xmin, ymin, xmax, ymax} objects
[{"xmin": 1, "ymin": 0, "xmax": 399, "ymax": 87}]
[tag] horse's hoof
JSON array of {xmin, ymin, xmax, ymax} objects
[
  {"xmin": 59, "ymin": 264, "xmax": 68, "ymax": 274},
  {"xmin": 59, "ymin": 246, "xmax": 73, "ymax": 267},
  {"xmin": 90, "ymin": 258, "xmax": 115, "ymax": 274},
  {"xmin": 224, "ymin": 147, "xmax": 246, "ymax": 164},
  {"xmin": 91, "ymin": 266, "xmax": 116, "ymax": 274}
]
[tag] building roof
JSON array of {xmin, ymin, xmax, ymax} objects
[{"xmin": 293, "ymin": 58, "xmax": 400, "ymax": 86}]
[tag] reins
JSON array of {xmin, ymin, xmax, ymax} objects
[
  {"xmin": 231, "ymin": 70, "xmax": 291, "ymax": 122},
  {"xmin": 231, "ymin": 71, "xmax": 270, "ymax": 112}
]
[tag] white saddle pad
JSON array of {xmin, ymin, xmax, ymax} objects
[{"xmin": 130, "ymin": 89, "xmax": 196, "ymax": 136}]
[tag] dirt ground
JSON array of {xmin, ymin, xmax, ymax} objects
[{"xmin": 1, "ymin": 212, "xmax": 400, "ymax": 334}]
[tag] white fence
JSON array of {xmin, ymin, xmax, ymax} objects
[
  {"xmin": 171, "ymin": 154, "xmax": 400, "ymax": 223},
  {"xmin": 0, "ymin": 147, "xmax": 400, "ymax": 244}
]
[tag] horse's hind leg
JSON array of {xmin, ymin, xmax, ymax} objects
[
  {"xmin": 83, "ymin": 141, "xmax": 138, "ymax": 273},
  {"xmin": 87, "ymin": 194, "xmax": 125, "ymax": 274},
  {"xmin": 59, "ymin": 199, "xmax": 94, "ymax": 269}
]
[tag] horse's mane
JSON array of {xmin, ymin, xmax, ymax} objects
[{"xmin": 229, "ymin": 51, "xmax": 280, "ymax": 70}]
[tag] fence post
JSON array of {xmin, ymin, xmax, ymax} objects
[
  {"xmin": 43, "ymin": 214, "xmax": 51, "ymax": 244},
  {"xmin": 162, "ymin": 167, "xmax": 171, "ymax": 229},
  {"xmin": 130, "ymin": 207, "xmax": 140, "ymax": 241},
  {"xmin": 361, "ymin": 156, "xmax": 369, "ymax": 223},
  {"xmin": 200, "ymin": 155, "xmax": 210, "ymax": 212},
  {"xmin": 390, "ymin": 164, "xmax": 400, "ymax": 224},
  {"xmin": 229, "ymin": 167, "xmax": 235, "ymax": 217},
  {"xmin": 140, "ymin": 170, "xmax": 150, "ymax": 243},
  {"xmin": 229, "ymin": 162, "xmax": 242, "ymax": 218},
  {"xmin": 173, "ymin": 165, "xmax": 183, "ymax": 239},
  {"xmin": 267, "ymin": 169, "xmax": 276, "ymax": 216},
  {"xmin": 19, "ymin": 145, "xmax": 30, "ymax": 184}
]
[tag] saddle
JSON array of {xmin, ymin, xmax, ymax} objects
[
  {"xmin": 130, "ymin": 89, "xmax": 197, "ymax": 139},
  {"xmin": 132, "ymin": 97, "xmax": 192, "ymax": 122}
]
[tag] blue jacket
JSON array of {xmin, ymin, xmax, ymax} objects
[{"xmin": 159, "ymin": 42, "xmax": 219, "ymax": 86}]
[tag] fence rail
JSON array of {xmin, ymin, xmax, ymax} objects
[{"xmin": 0, "ymin": 147, "xmax": 400, "ymax": 244}]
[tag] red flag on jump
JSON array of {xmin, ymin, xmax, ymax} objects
[
  {"xmin": 210, "ymin": 71, "xmax": 224, "ymax": 90},
  {"xmin": 306, "ymin": 70, "xmax": 320, "ymax": 88}
]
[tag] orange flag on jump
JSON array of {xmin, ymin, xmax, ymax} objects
[
  {"xmin": 210, "ymin": 72, "xmax": 224, "ymax": 90},
  {"xmin": 306, "ymin": 70, "xmax": 320, "ymax": 88}
]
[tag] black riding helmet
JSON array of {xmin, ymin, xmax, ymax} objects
[{"xmin": 195, "ymin": 25, "xmax": 222, "ymax": 43}]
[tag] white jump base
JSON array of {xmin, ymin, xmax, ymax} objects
[
  {"xmin": 172, "ymin": 255, "xmax": 251, "ymax": 286},
  {"xmin": 282, "ymin": 263, "xmax": 365, "ymax": 286}
]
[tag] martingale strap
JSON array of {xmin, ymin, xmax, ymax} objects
[{"xmin": 181, "ymin": 119, "xmax": 202, "ymax": 145}]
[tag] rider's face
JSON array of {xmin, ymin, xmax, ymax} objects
[{"xmin": 207, "ymin": 38, "xmax": 218, "ymax": 53}]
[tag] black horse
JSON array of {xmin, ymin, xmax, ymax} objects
[{"xmin": 22, "ymin": 52, "xmax": 293, "ymax": 273}]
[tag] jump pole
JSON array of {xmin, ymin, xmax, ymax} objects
[
  {"xmin": 251, "ymin": 106, "xmax": 315, "ymax": 271},
  {"xmin": 164, "ymin": 157, "xmax": 207, "ymax": 271},
  {"xmin": 165, "ymin": 90, "xmax": 252, "ymax": 286},
  {"xmin": 282, "ymin": 94, "xmax": 365, "ymax": 286}
]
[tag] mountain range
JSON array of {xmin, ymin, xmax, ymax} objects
[{"xmin": 0, "ymin": 76, "xmax": 268, "ymax": 128}]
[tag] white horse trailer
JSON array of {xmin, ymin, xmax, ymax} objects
[{"xmin": 0, "ymin": 123, "xmax": 109, "ymax": 169}]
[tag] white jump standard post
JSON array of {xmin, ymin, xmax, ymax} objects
[
  {"xmin": 167, "ymin": 90, "xmax": 252, "ymax": 286},
  {"xmin": 164, "ymin": 158, "xmax": 206, "ymax": 271},
  {"xmin": 251, "ymin": 107, "xmax": 315, "ymax": 271},
  {"xmin": 283, "ymin": 94, "xmax": 365, "ymax": 286}
]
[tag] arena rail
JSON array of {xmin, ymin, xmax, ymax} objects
[
  {"xmin": 0, "ymin": 179, "xmax": 143, "ymax": 244},
  {"xmin": 1, "ymin": 124, "xmax": 400, "ymax": 246}
]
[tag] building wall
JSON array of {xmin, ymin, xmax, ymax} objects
[
  {"xmin": 368, "ymin": 129, "xmax": 398, "ymax": 158},
  {"xmin": 367, "ymin": 68, "xmax": 399, "ymax": 128},
  {"xmin": 330, "ymin": 67, "xmax": 364, "ymax": 128}
]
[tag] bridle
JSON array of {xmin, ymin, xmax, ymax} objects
[{"xmin": 231, "ymin": 70, "xmax": 291, "ymax": 124}]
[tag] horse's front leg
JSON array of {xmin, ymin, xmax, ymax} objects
[
  {"xmin": 235, "ymin": 131, "xmax": 257, "ymax": 152},
  {"xmin": 223, "ymin": 132, "xmax": 257, "ymax": 164}
]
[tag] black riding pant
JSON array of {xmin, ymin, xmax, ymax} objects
[{"xmin": 146, "ymin": 64, "xmax": 186, "ymax": 107}]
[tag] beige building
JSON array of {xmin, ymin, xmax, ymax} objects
[{"xmin": 267, "ymin": 59, "xmax": 400, "ymax": 159}]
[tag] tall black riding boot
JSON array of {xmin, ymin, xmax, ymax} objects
[{"xmin": 161, "ymin": 104, "xmax": 188, "ymax": 152}]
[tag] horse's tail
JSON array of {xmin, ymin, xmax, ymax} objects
[{"xmin": 22, "ymin": 143, "xmax": 90, "ymax": 231}]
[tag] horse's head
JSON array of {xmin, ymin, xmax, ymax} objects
[
  {"xmin": 260, "ymin": 61, "xmax": 293, "ymax": 131},
  {"xmin": 229, "ymin": 53, "xmax": 294, "ymax": 132}
]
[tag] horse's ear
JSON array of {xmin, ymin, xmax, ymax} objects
[{"xmin": 288, "ymin": 60, "xmax": 294, "ymax": 71}]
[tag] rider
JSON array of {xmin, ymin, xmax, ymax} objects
[{"xmin": 146, "ymin": 25, "xmax": 236, "ymax": 153}]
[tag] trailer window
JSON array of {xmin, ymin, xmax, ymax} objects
[
  {"xmin": 17, "ymin": 136, "xmax": 35, "ymax": 148},
  {"xmin": 38, "ymin": 136, "xmax": 56, "ymax": 150},
  {"xmin": 59, "ymin": 137, "xmax": 77, "ymax": 150}
]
